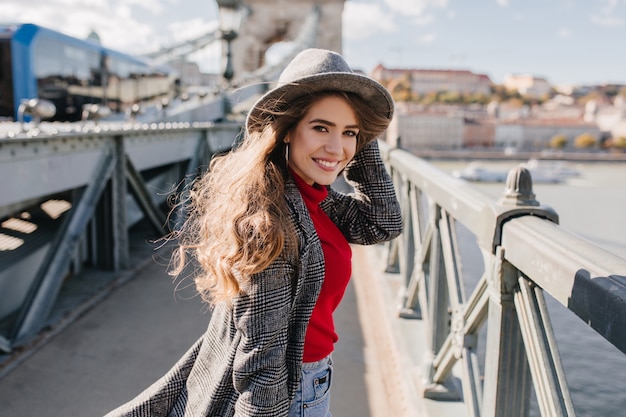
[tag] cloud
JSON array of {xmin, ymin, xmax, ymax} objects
[
  {"xmin": 344, "ymin": 0, "xmax": 444, "ymax": 42},
  {"xmin": 343, "ymin": 2, "xmax": 397, "ymax": 41},
  {"xmin": 383, "ymin": 0, "xmax": 448, "ymax": 17},
  {"xmin": 599, "ymin": 0, "xmax": 619, "ymax": 14},
  {"xmin": 558, "ymin": 27, "xmax": 572, "ymax": 38},
  {"xmin": 0, "ymin": 0, "xmax": 210, "ymax": 56},
  {"xmin": 496, "ymin": 0, "xmax": 509, "ymax": 6},
  {"xmin": 416, "ymin": 33, "xmax": 437, "ymax": 44},
  {"xmin": 590, "ymin": 0, "xmax": 624, "ymax": 27},
  {"xmin": 590, "ymin": 15, "xmax": 624, "ymax": 27},
  {"xmin": 167, "ymin": 19, "xmax": 218, "ymax": 43},
  {"xmin": 3, "ymin": 1, "xmax": 150, "ymax": 52},
  {"xmin": 413, "ymin": 14, "xmax": 435, "ymax": 25},
  {"xmin": 2, "ymin": 0, "xmax": 222, "ymax": 74}
]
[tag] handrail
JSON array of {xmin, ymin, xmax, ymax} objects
[
  {"xmin": 501, "ymin": 216, "xmax": 626, "ymax": 352},
  {"xmin": 380, "ymin": 141, "xmax": 626, "ymax": 417}
]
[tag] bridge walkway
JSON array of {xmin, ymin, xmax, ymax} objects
[{"xmin": 0, "ymin": 220, "xmax": 461, "ymax": 417}]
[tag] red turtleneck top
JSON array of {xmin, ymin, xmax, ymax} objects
[{"xmin": 292, "ymin": 171, "xmax": 352, "ymax": 362}]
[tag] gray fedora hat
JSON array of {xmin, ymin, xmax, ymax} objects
[{"xmin": 246, "ymin": 48, "xmax": 394, "ymax": 134}]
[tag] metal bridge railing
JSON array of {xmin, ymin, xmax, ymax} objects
[
  {"xmin": 0, "ymin": 122, "xmax": 241, "ymax": 352},
  {"xmin": 380, "ymin": 141, "xmax": 626, "ymax": 417}
]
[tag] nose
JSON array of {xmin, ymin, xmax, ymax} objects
[{"xmin": 324, "ymin": 131, "xmax": 343, "ymax": 155}]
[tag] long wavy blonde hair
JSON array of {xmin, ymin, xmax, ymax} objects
[{"xmin": 170, "ymin": 90, "xmax": 391, "ymax": 304}]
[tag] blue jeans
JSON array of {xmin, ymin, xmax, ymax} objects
[{"xmin": 288, "ymin": 355, "xmax": 333, "ymax": 417}]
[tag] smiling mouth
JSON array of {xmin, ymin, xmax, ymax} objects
[{"xmin": 314, "ymin": 158, "xmax": 339, "ymax": 168}]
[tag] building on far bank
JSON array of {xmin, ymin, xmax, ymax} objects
[
  {"xmin": 371, "ymin": 65, "xmax": 492, "ymax": 96},
  {"xmin": 386, "ymin": 100, "xmax": 599, "ymax": 151},
  {"xmin": 585, "ymin": 96, "xmax": 626, "ymax": 140},
  {"xmin": 503, "ymin": 74, "xmax": 552, "ymax": 98},
  {"xmin": 494, "ymin": 118, "xmax": 600, "ymax": 149},
  {"xmin": 386, "ymin": 102, "xmax": 464, "ymax": 151},
  {"xmin": 464, "ymin": 118, "xmax": 496, "ymax": 147},
  {"xmin": 377, "ymin": 65, "xmax": 616, "ymax": 151}
]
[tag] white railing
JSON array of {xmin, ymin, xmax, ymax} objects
[{"xmin": 380, "ymin": 142, "xmax": 626, "ymax": 417}]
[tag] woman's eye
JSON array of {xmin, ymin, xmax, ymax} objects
[
  {"xmin": 313, "ymin": 125, "xmax": 328, "ymax": 132},
  {"xmin": 344, "ymin": 130, "xmax": 358, "ymax": 137}
]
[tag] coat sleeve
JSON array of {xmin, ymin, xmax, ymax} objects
[
  {"xmin": 322, "ymin": 139, "xmax": 402, "ymax": 245},
  {"xmin": 230, "ymin": 258, "xmax": 297, "ymax": 417}
]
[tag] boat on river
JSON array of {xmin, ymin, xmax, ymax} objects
[{"xmin": 452, "ymin": 159, "xmax": 578, "ymax": 183}]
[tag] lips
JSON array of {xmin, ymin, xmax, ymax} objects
[{"xmin": 314, "ymin": 158, "xmax": 339, "ymax": 168}]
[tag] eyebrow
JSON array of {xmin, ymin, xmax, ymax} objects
[{"xmin": 308, "ymin": 118, "xmax": 359, "ymax": 130}]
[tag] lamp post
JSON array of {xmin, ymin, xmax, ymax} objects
[{"xmin": 216, "ymin": 0, "xmax": 244, "ymax": 85}]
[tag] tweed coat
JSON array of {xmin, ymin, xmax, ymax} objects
[{"xmin": 104, "ymin": 139, "xmax": 402, "ymax": 417}]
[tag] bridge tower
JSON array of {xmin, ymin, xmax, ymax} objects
[{"xmin": 229, "ymin": 0, "xmax": 345, "ymax": 76}]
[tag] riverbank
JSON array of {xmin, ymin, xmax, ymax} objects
[{"xmin": 410, "ymin": 148, "xmax": 626, "ymax": 163}]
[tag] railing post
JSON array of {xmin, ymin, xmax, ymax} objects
[
  {"xmin": 94, "ymin": 135, "xmax": 129, "ymax": 270},
  {"xmin": 492, "ymin": 164, "xmax": 558, "ymax": 251},
  {"xmin": 422, "ymin": 206, "xmax": 458, "ymax": 399},
  {"xmin": 398, "ymin": 181, "xmax": 416, "ymax": 309},
  {"xmin": 482, "ymin": 164, "xmax": 567, "ymax": 417},
  {"xmin": 482, "ymin": 247, "xmax": 531, "ymax": 417},
  {"xmin": 112, "ymin": 135, "xmax": 129, "ymax": 270},
  {"xmin": 385, "ymin": 168, "xmax": 405, "ymax": 275}
]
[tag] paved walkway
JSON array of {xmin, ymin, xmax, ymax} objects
[{"xmin": 0, "ymin": 244, "xmax": 383, "ymax": 416}]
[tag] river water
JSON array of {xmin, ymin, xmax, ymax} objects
[{"xmin": 430, "ymin": 159, "xmax": 626, "ymax": 417}]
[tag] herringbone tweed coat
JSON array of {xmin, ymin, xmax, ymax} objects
[{"xmin": 105, "ymin": 140, "xmax": 402, "ymax": 417}]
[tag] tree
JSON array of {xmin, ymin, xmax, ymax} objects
[
  {"xmin": 574, "ymin": 133, "xmax": 597, "ymax": 148},
  {"xmin": 387, "ymin": 75, "xmax": 413, "ymax": 102},
  {"xmin": 440, "ymin": 90, "xmax": 461, "ymax": 104},
  {"xmin": 550, "ymin": 134, "xmax": 568, "ymax": 149},
  {"xmin": 613, "ymin": 136, "xmax": 626, "ymax": 149}
]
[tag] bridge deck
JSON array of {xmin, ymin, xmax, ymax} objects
[{"xmin": 0, "ymin": 222, "xmax": 462, "ymax": 417}]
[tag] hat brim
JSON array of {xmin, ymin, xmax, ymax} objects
[{"xmin": 246, "ymin": 72, "xmax": 394, "ymax": 134}]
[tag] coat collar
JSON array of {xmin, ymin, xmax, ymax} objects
[{"xmin": 283, "ymin": 173, "xmax": 321, "ymax": 252}]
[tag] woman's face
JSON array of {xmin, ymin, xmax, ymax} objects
[{"xmin": 286, "ymin": 95, "xmax": 359, "ymax": 186}]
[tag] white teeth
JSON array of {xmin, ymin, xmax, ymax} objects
[{"xmin": 315, "ymin": 159, "xmax": 338, "ymax": 167}]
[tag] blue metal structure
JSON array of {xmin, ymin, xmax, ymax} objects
[{"xmin": 0, "ymin": 23, "xmax": 180, "ymax": 122}]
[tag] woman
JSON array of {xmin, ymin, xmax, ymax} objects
[{"xmin": 105, "ymin": 48, "xmax": 402, "ymax": 417}]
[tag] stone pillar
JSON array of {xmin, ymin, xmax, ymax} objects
[{"xmin": 228, "ymin": 0, "xmax": 345, "ymax": 77}]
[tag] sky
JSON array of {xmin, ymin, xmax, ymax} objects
[{"xmin": 3, "ymin": 0, "xmax": 626, "ymax": 86}]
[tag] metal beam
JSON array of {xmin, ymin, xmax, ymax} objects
[
  {"xmin": 515, "ymin": 278, "xmax": 576, "ymax": 417},
  {"xmin": 11, "ymin": 144, "xmax": 117, "ymax": 344},
  {"xmin": 125, "ymin": 156, "xmax": 167, "ymax": 236}
]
